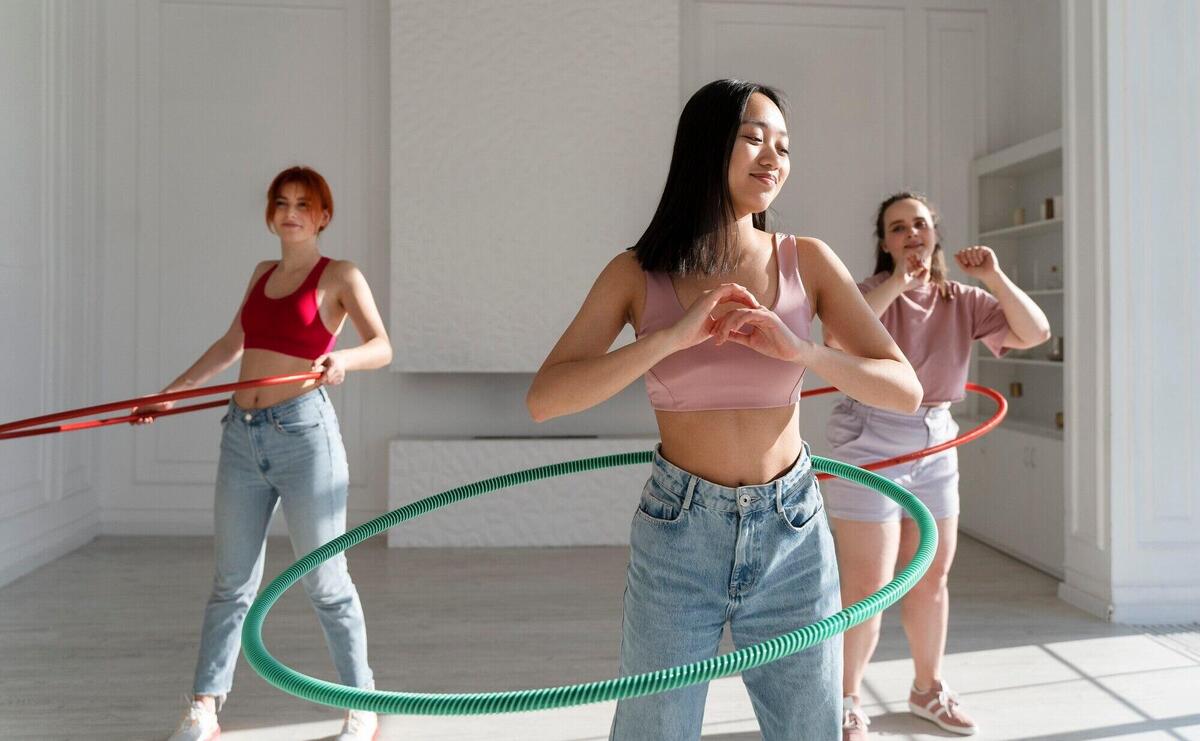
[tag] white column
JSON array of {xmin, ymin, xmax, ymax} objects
[{"xmin": 1061, "ymin": 0, "xmax": 1200, "ymax": 624}]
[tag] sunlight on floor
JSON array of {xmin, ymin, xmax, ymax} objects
[{"xmin": 218, "ymin": 634, "xmax": 1199, "ymax": 740}]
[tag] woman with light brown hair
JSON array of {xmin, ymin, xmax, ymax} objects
[{"xmin": 825, "ymin": 192, "xmax": 1050, "ymax": 739}]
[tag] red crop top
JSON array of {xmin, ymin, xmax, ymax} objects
[{"xmin": 240, "ymin": 256, "xmax": 337, "ymax": 360}]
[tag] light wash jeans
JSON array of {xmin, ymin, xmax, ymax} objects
[
  {"xmin": 192, "ymin": 387, "xmax": 373, "ymax": 696},
  {"xmin": 610, "ymin": 444, "xmax": 842, "ymax": 741}
]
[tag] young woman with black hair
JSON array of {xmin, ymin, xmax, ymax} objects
[{"xmin": 527, "ymin": 80, "xmax": 923, "ymax": 740}]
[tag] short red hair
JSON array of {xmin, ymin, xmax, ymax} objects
[{"xmin": 265, "ymin": 166, "xmax": 334, "ymax": 233}]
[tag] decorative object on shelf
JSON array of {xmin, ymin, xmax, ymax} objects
[
  {"xmin": 1041, "ymin": 197, "xmax": 1055, "ymax": 220},
  {"xmin": 1047, "ymin": 336, "xmax": 1064, "ymax": 361},
  {"xmin": 1055, "ymin": 411, "xmax": 1064, "ymax": 429},
  {"xmin": 1012, "ymin": 207, "xmax": 1026, "ymax": 226},
  {"xmin": 1009, "ymin": 382, "xmax": 1024, "ymax": 398},
  {"xmin": 1045, "ymin": 263, "xmax": 1062, "ymax": 290},
  {"xmin": 1052, "ymin": 194, "xmax": 1063, "ymax": 219}
]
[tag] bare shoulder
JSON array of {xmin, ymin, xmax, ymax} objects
[
  {"xmin": 791, "ymin": 236, "xmax": 839, "ymax": 273},
  {"xmin": 326, "ymin": 257, "xmax": 362, "ymax": 278},
  {"xmin": 601, "ymin": 249, "xmax": 643, "ymax": 282},
  {"xmin": 593, "ymin": 250, "xmax": 644, "ymax": 324},
  {"xmin": 249, "ymin": 259, "xmax": 277, "ymax": 281},
  {"xmin": 791, "ymin": 235, "xmax": 850, "ymax": 298},
  {"xmin": 323, "ymin": 258, "xmax": 371, "ymax": 290}
]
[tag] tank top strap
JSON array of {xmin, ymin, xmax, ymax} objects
[
  {"xmin": 776, "ymin": 233, "xmax": 800, "ymax": 286},
  {"xmin": 774, "ymin": 234, "xmax": 814, "ymax": 323},
  {"xmin": 640, "ymin": 270, "xmax": 682, "ymax": 333},
  {"xmin": 252, "ymin": 262, "xmax": 278, "ymax": 298},
  {"xmin": 301, "ymin": 256, "xmax": 332, "ymax": 292}
]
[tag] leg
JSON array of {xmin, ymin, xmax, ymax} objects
[
  {"xmin": 269, "ymin": 399, "xmax": 373, "ymax": 691},
  {"xmin": 732, "ymin": 494, "xmax": 842, "ymax": 741},
  {"xmin": 898, "ymin": 516, "xmax": 959, "ymax": 689},
  {"xmin": 192, "ymin": 421, "xmax": 278, "ymax": 697},
  {"xmin": 609, "ymin": 480, "xmax": 729, "ymax": 741},
  {"xmin": 830, "ymin": 517, "xmax": 901, "ymax": 700}
]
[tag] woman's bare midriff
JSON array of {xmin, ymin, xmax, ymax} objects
[
  {"xmin": 655, "ymin": 404, "xmax": 804, "ymax": 487},
  {"xmin": 233, "ymin": 349, "xmax": 323, "ymax": 408}
]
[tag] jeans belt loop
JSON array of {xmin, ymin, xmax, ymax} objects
[{"xmin": 681, "ymin": 476, "xmax": 697, "ymax": 511}]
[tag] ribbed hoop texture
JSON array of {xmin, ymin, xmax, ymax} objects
[{"xmin": 242, "ymin": 452, "xmax": 937, "ymax": 715}]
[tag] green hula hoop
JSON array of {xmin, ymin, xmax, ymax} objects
[{"xmin": 243, "ymin": 451, "xmax": 937, "ymax": 715}]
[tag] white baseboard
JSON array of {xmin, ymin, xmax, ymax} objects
[
  {"xmin": 0, "ymin": 516, "xmax": 99, "ymax": 589},
  {"xmin": 1058, "ymin": 581, "xmax": 1113, "ymax": 621},
  {"xmin": 100, "ymin": 507, "xmax": 385, "ymax": 537},
  {"xmin": 388, "ymin": 437, "xmax": 658, "ymax": 547}
]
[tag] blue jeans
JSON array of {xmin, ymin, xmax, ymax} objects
[
  {"xmin": 610, "ymin": 445, "xmax": 842, "ymax": 741},
  {"xmin": 192, "ymin": 387, "xmax": 373, "ymax": 696}
]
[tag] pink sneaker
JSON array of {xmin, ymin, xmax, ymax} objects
[
  {"xmin": 908, "ymin": 680, "xmax": 977, "ymax": 735},
  {"xmin": 842, "ymin": 695, "xmax": 870, "ymax": 741}
]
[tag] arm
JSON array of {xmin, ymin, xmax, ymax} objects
[
  {"xmin": 862, "ymin": 253, "xmax": 928, "ymax": 317},
  {"xmin": 798, "ymin": 239, "xmax": 923, "ymax": 412},
  {"xmin": 707, "ymin": 238, "xmax": 922, "ymax": 413},
  {"xmin": 526, "ymin": 252, "xmax": 757, "ymax": 422},
  {"xmin": 956, "ymin": 246, "xmax": 1051, "ymax": 349},
  {"xmin": 133, "ymin": 262, "xmax": 272, "ymax": 419},
  {"xmin": 312, "ymin": 261, "xmax": 392, "ymax": 384},
  {"xmin": 825, "ymin": 253, "xmax": 926, "ymax": 350}
]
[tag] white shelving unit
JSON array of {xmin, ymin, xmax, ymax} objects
[
  {"xmin": 968, "ymin": 128, "xmax": 1065, "ymax": 437},
  {"xmin": 960, "ymin": 129, "xmax": 1066, "ymax": 578}
]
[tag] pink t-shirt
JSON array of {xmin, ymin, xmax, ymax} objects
[{"xmin": 858, "ymin": 272, "xmax": 1010, "ymax": 404}]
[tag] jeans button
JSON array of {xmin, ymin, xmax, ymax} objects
[
  {"xmin": 243, "ymin": 412, "xmax": 253, "ymax": 423},
  {"xmin": 739, "ymin": 494, "xmax": 751, "ymax": 507}
]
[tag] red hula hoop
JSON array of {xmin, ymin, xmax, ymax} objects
[
  {"xmin": 0, "ymin": 372, "xmax": 322, "ymax": 441},
  {"xmin": 799, "ymin": 383, "xmax": 1007, "ymax": 480},
  {"xmin": 2, "ymin": 377, "xmax": 1006, "ymax": 473}
]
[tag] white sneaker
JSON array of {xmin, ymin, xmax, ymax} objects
[
  {"xmin": 167, "ymin": 696, "xmax": 220, "ymax": 741},
  {"xmin": 335, "ymin": 709, "xmax": 378, "ymax": 740}
]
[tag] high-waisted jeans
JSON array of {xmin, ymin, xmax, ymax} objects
[
  {"xmin": 192, "ymin": 387, "xmax": 373, "ymax": 696},
  {"xmin": 609, "ymin": 444, "xmax": 842, "ymax": 740}
]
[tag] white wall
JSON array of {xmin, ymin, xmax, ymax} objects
[
  {"xmin": 390, "ymin": 0, "xmax": 678, "ymax": 372},
  {"xmin": 96, "ymin": 0, "xmax": 660, "ymax": 537},
  {"xmin": 0, "ymin": 1, "xmax": 102, "ymax": 587},
  {"xmin": 59, "ymin": 1, "xmax": 1058, "ymax": 547},
  {"xmin": 383, "ymin": 0, "xmax": 1062, "ymax": 545},
  {"xmin": 987, "ymin": 0, "xmax": 1062, "ymax": 153},
  {"xmin": 1061, "ymin": 0, "xmax": 1200, "ymax": 624}
]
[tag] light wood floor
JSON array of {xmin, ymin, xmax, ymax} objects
[{"xmin": 1, "ymin": 535, "xmax": 1197, "ymax": 740}]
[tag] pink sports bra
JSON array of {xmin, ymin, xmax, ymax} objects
[{"xmin": 636, "ymin": 234, "xmax": 814, "ymax": 411}]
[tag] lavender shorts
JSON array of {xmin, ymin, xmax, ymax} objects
[{"xmin": 822, "ymin": 397, "xmax": 960, "ymax": 522}]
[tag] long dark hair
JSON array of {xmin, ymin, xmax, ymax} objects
[
  {"xmin": 873, "ymin": 191, "xmax": 951, "ymax": 299},
  {"xmin": 630, "ymin": 79, "xmax": 787, "ymax": 276}
]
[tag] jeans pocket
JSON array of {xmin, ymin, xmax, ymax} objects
[
  {"xmin": 633, "ymin": 479, "xmax": 685, "ymax": 526},
  {"xmin": 826, "ymin": 404, "xmax": 866, "ymax": 449},
  {"xmin": 273, "ymin": 408, "xmax": 323, "ymax": 435},
  {"xmin": 780, "ymin": 485, "xmax": 823, "ymax": 533}
]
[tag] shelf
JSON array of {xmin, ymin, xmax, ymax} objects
[
  {"xmin": 978, "ymin": 219, "xmax": 1062, "ymax": 241},
  {"xmin": 974, "ymin": 129, "xmax": 1062, "ymax": 177},
  {"xmin": 979, "ymin": 356, "xmax": 1063, "ymax": 368},
  {"xmin": 1025, "ymin": 289, "xmax": 1064, "ymax": 296},
  {"xmin": 960, "ymin": 414, "xmax": 1064, "ymax": 441}
]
